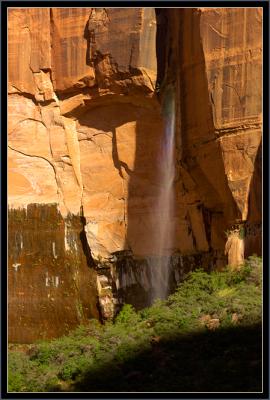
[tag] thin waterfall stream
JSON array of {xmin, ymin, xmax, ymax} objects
[{"xmin": 150, "ymin": 85, "xmax": 176, "ymax": 301}]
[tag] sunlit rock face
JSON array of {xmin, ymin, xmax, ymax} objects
[
  {"xmin": 8, "ymin": 7, "xmax": 262, "ymax": 341},
  {"xmin": 8, "ymin": 7, "xmax": 161, "ymax": 339}
]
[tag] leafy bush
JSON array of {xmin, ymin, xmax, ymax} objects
[
  {"xmin": 8, "ymin": 257, "xmax": 262, "ymax": 392},
  {"xmin": 58, "ymin": 357, "xmax": 92, "ymax": 381},
  {"xmin": 115, "ymin": 304, "xmax": 141, "ymax": 325}
]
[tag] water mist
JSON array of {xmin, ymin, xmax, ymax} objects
[{"xmin": 149, "ymin": 85, "xmax": 176, "ymax": 302}]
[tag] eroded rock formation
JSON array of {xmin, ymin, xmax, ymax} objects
[{"xmin": 8, "ymin": 7, "xmax": 262, "ymax": 342}]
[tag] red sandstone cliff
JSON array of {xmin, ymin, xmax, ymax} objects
[{"xmin": 8, "ymin": 8, "xmax": 262, "ymax": 342}]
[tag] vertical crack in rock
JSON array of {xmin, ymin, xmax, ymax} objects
[
  {"xmin": 79, "ymin": 207, "xmax": 95, "ymax": 268},
  {"xmin": 60, "ymin": 116, "xmax": 83, "ymax": 191},
  {"xmin": 49, "ymin": 8, "xmax": 55, "ymax": 88},
  {"xmin": 47, "ymin": 116, "xmax": 70, "ymax": 213},
  {"xmin": 22, "ymin": 25, "xmax": 34, "ymax": 76},
  {"xmin": 59, "ymin": 116, "xmax": 84, "ymax": 212}
]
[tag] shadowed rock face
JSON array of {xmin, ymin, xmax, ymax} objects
[
  {"xmin": 164, "ymin": 8, "xmax": 262, "ymax": 268},
  {"xmin": 8, "ymin": 7, "xmax": 262, "ymax": 341}
]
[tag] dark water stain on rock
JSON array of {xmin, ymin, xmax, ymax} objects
[{"xmin": 8, "ymin": 203, "xmax": 99, "ymax": 344}]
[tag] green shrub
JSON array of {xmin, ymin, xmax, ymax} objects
[
  {"xmin": 8, "ymin": 370, "xmax": 25, "ymax": 392},
  {"xmin": 58, "ymin": 357, "xmax": 92, "ymax": 381},
  {"xmin": 8, "ymin": 352, "xmax": 29, "ymax": 392},
  {"xmin": 8, "ymin": 258, "xmax": 262, "ymax": 392},
  {"xmin": 115, "ymin": 304, "xmax": 141, "ymax": 325}
]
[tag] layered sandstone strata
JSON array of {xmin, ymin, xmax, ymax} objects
[{"xmin": 8, "ymin": 7, "xmax": 262, "ymax": 342}]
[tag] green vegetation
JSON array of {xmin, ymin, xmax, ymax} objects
[{"xmin": 8, "ymin": 256, "xmax": 262, "ymax": 392}]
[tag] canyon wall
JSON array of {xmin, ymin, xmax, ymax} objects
[
  {"xmin": 164, "ymin": 7, "xmax": 262, "ymax": 268},
  {"xmin": 8, "ymin": 7, "xmax": 262, "ymax": 342}
]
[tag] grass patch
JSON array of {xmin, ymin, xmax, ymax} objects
[{"xmin": 8, "ymin": 256, "xmax": 262, "ymax": 392}]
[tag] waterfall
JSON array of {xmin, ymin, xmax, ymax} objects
[{"xmin": 150, "ymin": 85, "xmax": 175, "ymax": 301}]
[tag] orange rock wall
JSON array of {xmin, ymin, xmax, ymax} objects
[
  {"xmin": 165, "ymin": 8, "xmax": 262, "ymax": 265},
  {"xmin": 8, "ymin": 7, "xmax": 262, "ymax": 342}
]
